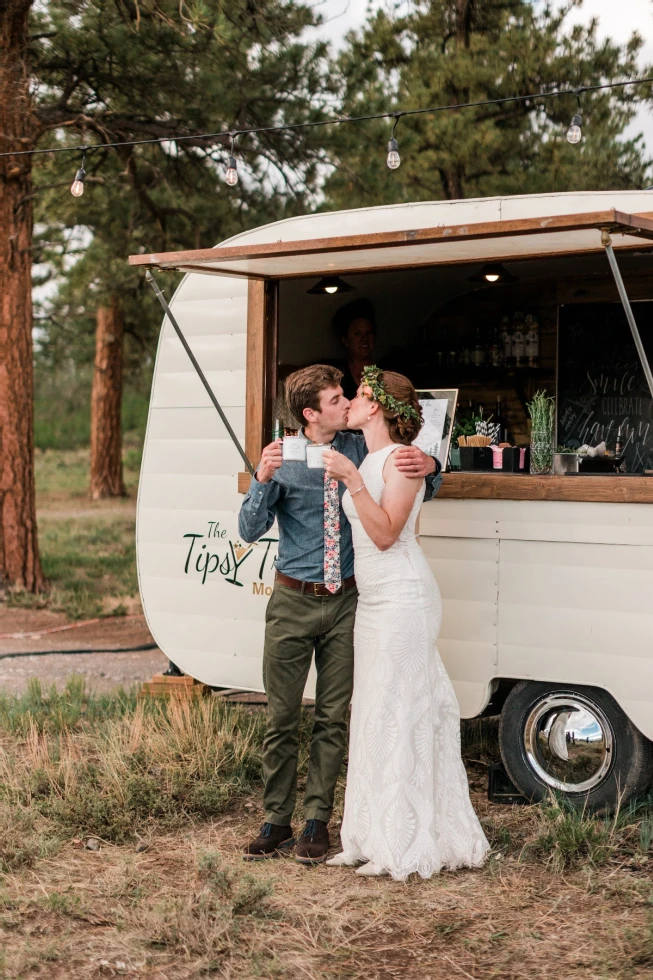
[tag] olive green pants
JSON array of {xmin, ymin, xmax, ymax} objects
[{"xmin": 262, "ymin": 583, "xmax": 358, "ymax": 826}]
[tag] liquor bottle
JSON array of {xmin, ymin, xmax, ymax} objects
[
  {"xmin": 472, "ymin": 327, "xmax": 485, "ymax": 368},
  {"xmin": 272, "ymin": 418, "xmax": 283, "ymax": 441},
  {"xmin": 525, "ymin": 313, "xmax": 540, "ymax": 369},
  {"xmin": 495, "ymin": 396, "xmax": 508, "ymax": 443},
  {"xmin": 489, "ymin": 325, "xmax": 502, "ymax": 368},
  {"xmin": 461, "ymin": 344, "xmax": 470, "ymax": 367},
  {"xmin": 615, "ymin": 424, "xmax": 623, "ymax": 456},
  {"xmin": 512, "ymin": 311, "xmax": 525, "ymax": 369},
  {"xmin": 500, "ymin": 316, "xmax": 512, "ymax": 367}
]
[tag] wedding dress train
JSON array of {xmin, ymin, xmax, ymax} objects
[{"xmin": 335, "ymin": 444, "xmax": 490, "ymax": 881}]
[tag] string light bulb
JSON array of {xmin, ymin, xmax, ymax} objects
[
  {"xmin": 386, "ymin": 137, "xmax": 400, "ymax": 170},
  {"xmin": 386, "ymin": 114, "xmax": 403, "ymax": 170},
  {"xmin": 225, "ymin": 133, "xmax": 238, "ymax": 186},
  {"xmin": 225, "ymin": 155, "xmax": 238, "ymax": 186},
  {"xmin": 567, "ymin": 113, "xmax": 583, "ymax": 144},
  {"xmin": 70, "ymin": 148, "xmax": 87, "ymax": 197},
  {"xmin": 566, "ymin": 90, "xmax": 584, "ymax": 145}
]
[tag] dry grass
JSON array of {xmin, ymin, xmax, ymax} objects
[
  {"xmin": 2, "ymin": 812, "xmax": 653, "ymax": 980},
  {"xmin": 2, "ymin": 690, "xmax": 653, "ymax": 979}
]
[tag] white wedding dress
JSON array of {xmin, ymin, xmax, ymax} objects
[{"xmin": 338, "ymin": 444, "xmax": 490, "ymax": 880}]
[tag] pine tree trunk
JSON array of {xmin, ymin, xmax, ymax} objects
[
  {"xmin": 90, "ymin": 299, "xmax": 127, "ymax": 499},
  {"xmin": 0, "ymin": 0, "xmax": 46, "ymax": 592}
]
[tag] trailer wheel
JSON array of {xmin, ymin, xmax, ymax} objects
[{"xmin": 498, "ymin": 681, "xmax": 653, "ymax": 811}]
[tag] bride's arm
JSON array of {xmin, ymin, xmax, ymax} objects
[{"xmin": 324, "ymin": 450, "xmax": 420, "ymax": 552}]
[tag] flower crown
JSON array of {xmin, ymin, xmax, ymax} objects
[{"xmin": 360, "ymin": 365, "xmax": 420, "ymax": 423}]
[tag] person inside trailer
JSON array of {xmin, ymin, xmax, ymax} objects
[{"xmin": 327, "ymin": 299, "xmax": 379, "ymax": 401}]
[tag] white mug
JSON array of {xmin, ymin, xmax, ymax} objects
[
  {"xmin": 306, "ymin": 444, "xmax": 330, "ymax": 469},
  {"xmin": 282, "ymin": 435, "xmax": 307, "ymax": 461}
]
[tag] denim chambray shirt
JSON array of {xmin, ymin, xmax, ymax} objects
[{"xmin": 238, "ymin": 431, "xmax": 442, "ymax": 584}]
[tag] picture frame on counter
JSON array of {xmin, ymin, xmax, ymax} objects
[{"xmin": 413, "ymin": 388, "xmax": 458, "ymax": 471}]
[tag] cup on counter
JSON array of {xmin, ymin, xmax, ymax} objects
[
  {"xmin": 306, "ymin": 444, "xmax": 331, "ymax": 469},
  {"xmin": 490, "ymin": 446, "xmax": 504, "ymax": 470},
  {"xmin": 282, "ymin": 435, "xmax": 307, "ymax": 462}
]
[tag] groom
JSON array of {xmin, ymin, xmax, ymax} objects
[{"xmin": 238, "ymin": 364, "xmax": 441, "ymax": 864}]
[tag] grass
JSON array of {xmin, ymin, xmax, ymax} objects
[
  {"xmin": 7, "ymin": 444, "xmax": 142, "ymax": 620},
  {"xmin": 34, "ymin": 367, "xmax": 150, "ymax": 452},
  {"xmin": 2, "ymin": 693, "xmax": 653, "ymax": 977},
  {"xmin": 0, "ymin": 676, "xmax": 138, "ymax": 735},
  {"xmin": 0, "ymin": 683, "xmax": 275, "ymax": 862}
]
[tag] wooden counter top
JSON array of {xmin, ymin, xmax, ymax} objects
[
  {"xmin": 239, "ymin": 470, "xmax": 653, "ymax": 502},
  {"xmin": 438, "ymin": 472, "xmax": 653, "ymax": 503}
]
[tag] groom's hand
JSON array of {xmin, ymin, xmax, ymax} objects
[
  {"xmin": 394, "ymin": 445, "xmax": 436, "ymax": 478},
  {"xmin": 256, "ymin": 439, "xmax": 283, "ymax": 483}
]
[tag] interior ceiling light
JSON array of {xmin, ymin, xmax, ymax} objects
[
  {"xmin": 467, "ymin": 263, "xmax": 519, "ymax": 284},
  {"xmin": 306, "ymin": 276, "xmax": 355, "ymax": 295}
]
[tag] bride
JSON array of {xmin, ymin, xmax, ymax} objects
[{"xmin": 323, "ymin": 366, "xmax": 490, "ymax": 880}]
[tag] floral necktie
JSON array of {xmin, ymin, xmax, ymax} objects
[{"xmin": 323, "ymin": 471, "xmax": 341, "ymax": 593}]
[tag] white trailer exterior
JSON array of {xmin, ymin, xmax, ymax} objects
[{"xmin": 135, "ymin": 190, "xmax": 653, "ymax": 807}]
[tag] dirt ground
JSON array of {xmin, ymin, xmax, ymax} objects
[
  {"xmin": 0, "ymin": 608, "xmax": 168, "ymax": 695},
  {"xmin": 3, "ymin": 794, "xmax": 653, "ymax": 980}
]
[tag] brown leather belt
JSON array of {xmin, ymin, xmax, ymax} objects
[{"xmin": 275, "ymin": 571, "xmax": 357, "ymax": 597}]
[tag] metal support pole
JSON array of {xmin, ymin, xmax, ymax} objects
[
  {"xmin": 602, "ymin": 230, "xmax": 653, "ymax": 400},
  {"xmin": 146, "ymin": 270, "xmax": 255, "ymax": 476}
]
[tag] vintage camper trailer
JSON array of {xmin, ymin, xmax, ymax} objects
[{"xmin": 130, "ymin": 190, "xmax": 653, "ymax": 809}]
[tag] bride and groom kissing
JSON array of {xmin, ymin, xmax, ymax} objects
[{"xmin": 238, "ymin": 363, "xmax": 489, "ymax": 880}]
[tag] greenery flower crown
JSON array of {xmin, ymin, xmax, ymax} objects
[{"xmin": 360, "ymin": 365, "xmax": 421, "ymax": 423}]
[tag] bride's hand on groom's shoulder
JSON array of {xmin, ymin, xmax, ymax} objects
[
  {"xmin": 393, "ymin": 445, "xmax": 436, "ymax": 478},
  {"xmin": 324, "ymin": 449, "xmax": 358, "ymax": 485}
]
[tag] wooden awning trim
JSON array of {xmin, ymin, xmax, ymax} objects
[{"xmin": 129, "ymin": 210, "xmax": 653, "ymax": 276}]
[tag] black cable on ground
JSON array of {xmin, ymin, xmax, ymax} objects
[{"xmin": 0, "ymin": 643, "xmax": 159, "ymax": 660}]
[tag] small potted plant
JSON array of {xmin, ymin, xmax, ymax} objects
[
  {"xmin": 553, "ymin": 445, "xmax": 579, "ymax": 475},
  {"xmin": 527, "ymin": 390, "xmax": 555, "ymax": 475}
]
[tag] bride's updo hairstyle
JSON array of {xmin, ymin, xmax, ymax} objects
[{"xmin": 371, "ymin": 370, "xmax": 423, "ymax": 446}]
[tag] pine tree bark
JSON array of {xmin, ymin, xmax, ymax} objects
[
  {"xmin": 0, "ymin": 0, "xmax": 46, "ymax": 592},
  {"xmin": 90, "ymin": 299, "xmax": 127, "ymax": 499}
]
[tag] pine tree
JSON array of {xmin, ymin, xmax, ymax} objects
[
  {"xmin": 1, "ymin": 0, "xmax": 331, "ymax": 583},
  {"xmin": 323, "ymin": 0, "xmax": 651, "ymax": 209}
]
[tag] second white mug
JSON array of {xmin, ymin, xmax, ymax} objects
[{"xmin": 306, "ymin": 444, "xmax": 330, "ymax": 469}]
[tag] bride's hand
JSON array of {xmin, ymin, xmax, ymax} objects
[{"xmin": 324, "ymin": 449, "xmax": 359, "ymax": 485}]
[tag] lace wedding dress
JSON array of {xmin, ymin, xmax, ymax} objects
[{"xmin": 338, "ymin": 444, "xmax": 490, "ymax": 880}]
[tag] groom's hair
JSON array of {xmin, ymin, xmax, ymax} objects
[{"xmin": 285, "ymin": 364, "xmax": 344, "ymax": 426}]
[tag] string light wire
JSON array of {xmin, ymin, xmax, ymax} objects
[{"xmin": 0, "ymin": 75, "xmax": 651, "ymax": 162}]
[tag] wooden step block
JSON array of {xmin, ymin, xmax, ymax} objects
[{"xmin": 139, "ymin": 673, "xmax": 210, "ymax": 699}]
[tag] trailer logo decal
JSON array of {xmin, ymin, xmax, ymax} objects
[{"xmin": 182, "ymin": 522, "xmax": 278, "ymax": 588}]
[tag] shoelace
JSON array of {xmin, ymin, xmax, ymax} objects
[
  {"xmin": 259, "ymin": 822, "xmax": 273, "ymax": 838},
  {"xmin": 303, "ymin": 819, "xmax": 320, "ymax": 841}
]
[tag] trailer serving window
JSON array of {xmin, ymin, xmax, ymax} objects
[{"xmin": 129, "ymin": 209, "xmax": 653, "ymax": 502}]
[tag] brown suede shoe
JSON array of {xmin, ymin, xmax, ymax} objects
[
  {"xmin": 295, "ymin": 819, "xmax": 330, "ymax": 865},
  {"xmin": 243, "ymin": 822, "xmax": 294, "ymax": 861}
]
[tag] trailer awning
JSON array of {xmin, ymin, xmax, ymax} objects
[{"xmin": 129, "ymin": 209, "xmax": 653, "ymax": 280}]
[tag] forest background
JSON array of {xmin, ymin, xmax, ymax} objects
[{"xmin": 2, "ymin": 0, "xmax": 653, "ymax": 595}]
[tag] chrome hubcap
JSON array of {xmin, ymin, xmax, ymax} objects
[{"xmin": 523, "ymin": 693, "xmax": 614, "ymax": 793}]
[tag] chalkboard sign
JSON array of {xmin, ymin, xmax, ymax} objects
[{"xmin": 557, "ymin": 302, "xmax": 653, "ymax": 473}]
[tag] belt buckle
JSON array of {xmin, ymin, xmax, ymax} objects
[{"xmin": 312, "ymin": 582, "xmax": 321, "ymax": 596}]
